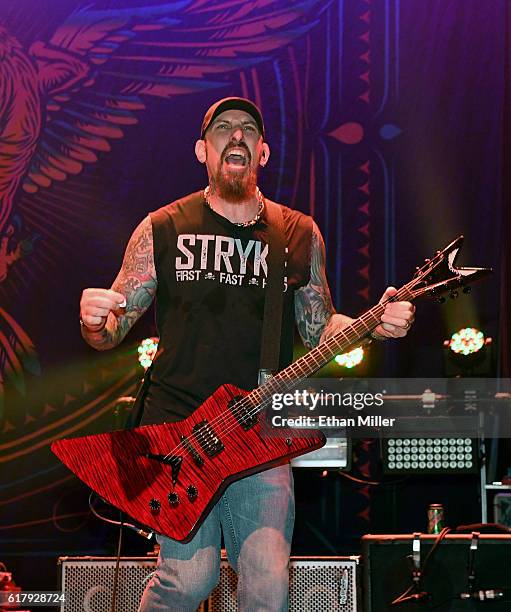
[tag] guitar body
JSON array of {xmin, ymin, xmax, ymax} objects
[{"xmin": 51, "ymin": 384, "xmax": 325, "ymax": 542}]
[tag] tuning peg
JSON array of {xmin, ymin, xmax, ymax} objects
[
  {"xmin": 449, "ymin": 290, "xmax": 459, "ymax": 299},
  {"xmin": 463, "ymin": 286, "xmax": 471, "ymax": 294}
]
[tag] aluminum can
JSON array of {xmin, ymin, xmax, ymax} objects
[{"xmin": 427, "ymin": 503, "xmax": 444, "ymax": 534}]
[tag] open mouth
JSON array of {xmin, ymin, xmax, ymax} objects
[{"xmin": 223, "ymin": 148, "xmax": 249, "ymax": 167}]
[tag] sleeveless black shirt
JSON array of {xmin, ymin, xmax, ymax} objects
[{"xmin": 141, "ymin": 191, "xmax": 312, "ymax": 425}]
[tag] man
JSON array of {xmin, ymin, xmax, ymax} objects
[{"xmin": 80, "ymin": 97, "xmax": 414, "ymax": 611}]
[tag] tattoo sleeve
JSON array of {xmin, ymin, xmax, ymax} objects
[
  {"xmin": 82, "ymin": 215, "xmax": 157, "ymax": 350},
  {"xmin": 294, "ymin": 222, "xmax": 355, "ymax": 348},
  {"xmin": 294, "ymin": 221, "xmax": 334, "ymax": 348}
]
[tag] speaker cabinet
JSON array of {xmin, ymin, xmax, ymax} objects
[
  {"xmin": 362, "ymin": 534, "xmax": 511, "ymax": 611},
  {"xmin": 206, "ymin": 556, "xmax": 360, "ymax": 611},
  {"xmin": 59, "ymin": 557, "xmax": 156, "ymax": 612},
  {"xmin": 59, "ymin": 555, "xmax": 360, "ymax": 612}
]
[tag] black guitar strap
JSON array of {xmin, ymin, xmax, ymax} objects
[
  {"xmin": 258, "ymin": 200, "xmax": 285, "ymax": 384},
  {"xmin": 124, "ymin": 363, "xmax": 153, "ymax": 429}
]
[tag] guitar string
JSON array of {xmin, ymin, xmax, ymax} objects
[
  {"xmin": 159, "ymin": 283, "xmax": 416, "ymax": 465},
  {"xmin": 159, "ymin": 282, "xmax": 417, "ymax": 464},
  {"xmin": 179, "ymin": 283, "xmax": 416, "ymax": 454},
  {"xmin": 156, "ymin": 307, "xmax": 383, "ymax": 461},
  {"xmin": 156, "ymin": 280, "xmax": 417, "ymax": 465}
]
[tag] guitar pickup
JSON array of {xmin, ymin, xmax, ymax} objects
[
  {"xmin": 228, "ymin": 396, "xmax": 258, "ymax": 431},
  {"xmin": 192, "ymin": 420, "xmax": 224, "ymax": 458},
  {"xmin": 180, "ymin": 435, "xmax": 204, "ymax": 466}
]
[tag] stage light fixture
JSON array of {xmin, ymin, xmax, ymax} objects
[
  {"xmin": 383, "ymin": 437, "xmax": 478, "ymax": 475},
  {"xmin": 334, "ymin": 347, "xmax": 364, "ymax": 369},
  {"xmin": 138, "ymin": 337, "xmax": 159, "ymax": 369},
  {"xmin": 443, "ymin": 327, "xmax": 494, "ymax": 376},
  {"xmin": 446, "ymin": 327, "xmax": 486, "ymax": 355}
]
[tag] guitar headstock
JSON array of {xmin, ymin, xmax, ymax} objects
[{"xmin": 404, "ymin": 236, "xmax": 492, "ymax": 303}]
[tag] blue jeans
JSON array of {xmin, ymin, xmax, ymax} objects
[{"xmin": 138, "ymin": 464, "xmax": 294, "ymax": 612}]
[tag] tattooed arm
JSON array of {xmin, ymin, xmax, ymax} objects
[
  {"xmin": 80, "ymin": 215, "xmax": 157, "ymax": 350},
  {"xmin": 295, "ymin": 221, "xmax": 416, "ymax": 348},
  {"xmin": 294, "ymin": 221, "xmax": 354, "ymax": 348}
]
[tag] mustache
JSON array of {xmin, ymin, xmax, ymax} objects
[{"xmin": 221, "ymin": 141, "xmax": 251, "ymax": 163}]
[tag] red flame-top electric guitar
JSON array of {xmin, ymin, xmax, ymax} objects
[{"xmin": 52, "ymin": 236, "xmax": 491, "ymax": 542}]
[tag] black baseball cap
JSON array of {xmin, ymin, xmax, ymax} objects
[{"xmin": 200, "ymin": 97, "xmax": 265, "ymax": 139}]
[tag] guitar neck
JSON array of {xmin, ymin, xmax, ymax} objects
[{"xmin": 248, "ymin": 284, "xmax": 414, "ymax": 409}]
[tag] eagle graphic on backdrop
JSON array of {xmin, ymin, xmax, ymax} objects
[{"xmin": 0, "ymin": 0, "xmax": 327, "ymax": 414}]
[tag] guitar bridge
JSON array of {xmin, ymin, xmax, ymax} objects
[{"xmin": 192, "ymin": 420, "xmax": 224, "ymax": 458}]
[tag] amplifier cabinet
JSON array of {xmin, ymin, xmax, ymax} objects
[
  {"xmin": 59, "ymin": 555, "xmax": 360, "ymax": 612},
  {"xmin": 206, "ymin": 556, "xmax": 360, "ymax": 611},
  {"xmin": 362, "ymin": 534, "xmax": 511, "ymax": 611},
  {"xmin": 59, "ymin": 557, "xmax": 156, "ymax": 612}
]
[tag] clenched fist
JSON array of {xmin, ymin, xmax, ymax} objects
[{"xmin": 80, "ymin": 288, "xmax": 126, "ymax": 332}]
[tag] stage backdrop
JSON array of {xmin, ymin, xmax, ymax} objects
[{"xmin": 0, "ymin": 0, "xmax": 508, "ymax": 591}]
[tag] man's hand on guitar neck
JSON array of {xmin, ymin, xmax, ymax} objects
[
  {"xmin": 371, "ymin": 286, "xmax": 415, "ymax": 340},
  {"xmin": 318, "ymin": 287, "xmax": 415, "ymax": 345}
]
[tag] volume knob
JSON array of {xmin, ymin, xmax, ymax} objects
[
  {"xmin": 186, "ymin": 485, "xmax": 198, "ymax": 501},
  {"xmin": 149, "ymin": 498, "xmax": 161, "ymax": 513},
  {"xmin": 167, "ymin": 492, "xmax": 180, "ymax": 506}
]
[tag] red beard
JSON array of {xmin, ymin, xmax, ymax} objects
[
  {"xmin": 213, "ymin": 164, "xmax": 257, "ymax": 203},
  {"xmin": 211, "ymin": 141, "xmax": 258, "ymax": 203}
]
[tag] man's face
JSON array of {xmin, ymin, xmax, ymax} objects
[{"xmin": 196, "ymin": 109, "xmax": 269, "ymax": 203}]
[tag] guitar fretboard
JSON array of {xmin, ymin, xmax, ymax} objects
[{"xmin": 246, "ymin": 284, "xmax": 415, "ymax": 412}]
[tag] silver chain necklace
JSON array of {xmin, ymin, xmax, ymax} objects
[{"xmin": 203, "ymin": 185, "xmax": 265, "ymax": 227}]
